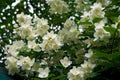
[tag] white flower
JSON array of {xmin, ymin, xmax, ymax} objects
[
  {"xmin": 38, "ymin": 67, "xmax": 50, "ymax": 78},
  {"xmin": 48, "ymin": 0, "xmax": 69, "ymax": 14},
  {"xmin": 60, "ymin": 56, "xmax": 72, "ymax": 68},
  {"xmin": 40, "ymin": 59, "xmax": 48, "ymax": 65},
  {"xmin": 68, "ymin": 66, "xmax": 84, "ymax": 80},
  {"xmin": 91, "ymin": 3, "xmax": 104, "ymax": 10},
  {"xmin": 75, "ymin": 0, "xmax": 85, "ymax": 12},
  {"xmin": 34, "ymin": 17, "xmax": 49, "ymax": 37},
  {"xmin": 15, "ymin": 25, "xmax": 33, "ymax": 38},
  {"xmin": 27, "ymin": 40, "xmax": 41, "ymax": 51},
  {"xmin": 5, "ymin": 45, "xmax": 18, "ymax": 57},
  {"xmin": 40, "ymin": 31, "xmax": 63, "ymax": 51},
  {"xmin": 94, "ymin": 27, "xmax": 110, "ymax": 41},
  {"xmin": 81, "ymin": 61, "xmax": 95, "ymax": 73},
  {"xmin": 89, "ymin": 3, "xmax": 105, "ymax": 20},
  {"xmin": 95, "ymin": 21, "xmax": 105, "ymax": 29},
  {"xmin": 70, "ymin": 66, "xmax": 81, "ymax": 75},
  {"xmin": 46, "ymin": 0, "xmax": 54, "ymax": 4},
  {"xmin": 17, "ymin": 56, "xmax": 35, "ymax": 70},
  {"xmin": 5, "ymin": 40, "xmax": 25, "ymax": 57},
  {"xmin": 27, "ymin": 29, "xmax": 37, "ymax": 41},
  {"xmin": 5, "ymin": 56, "xmax": 18, "ymax": 75},
  {"xmin": 58, "ymin": 19, "xmax": 80, "ymax": 43},
  {"xmin": 81, "ymin": 11, "xmax": 90, "ymax": 21},
  {"xmin": 85, "ymin": 49, "xmax": 93, "ymax": 58},
  {"xmin": 16, "ymin": 12, "xmax": 32, "ymax": 26}
]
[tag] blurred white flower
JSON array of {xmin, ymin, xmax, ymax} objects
[
  {"xmin": 95, "ymin": 21, "xmax": 105, "ymax": 29},
  {"xmin": 17, "ymin": 56, "xmax": 35, "ymax": 70},
  {"xmin": 27, "ymin": 40, "xmax": 41, "ymax": 51},
  {"xmin": 94, "ymin": 28, "xmax": 110, "ymax": 41},
  {"xmin": 5, "ymin": 56, "xmax": 18, "ymax": 75},
  {"xmin": 81, "ymin": 61, "xmax": 95, "ymax": 74},
  {"xmin": 70, "ymin": 66, "xmax": 81, "ymax": 75},
  {"xmin": 5, "ymin": 40, "xmax": 25, "ymax": 57},
  {"xmin": 17, "ymin": 12, "xmax": 32, "ymax": 26},
  {"xmin": 85, "ymin": 49, "xmax": 93, "ymax": 58},
  {"xmin": 48, "ymin": 0, "xmax": 69, "ymax": 14},
  {"xmin": 60, "ymin": 56, "xmax": 72, "ymax": 68},
  {"xmin": 68, "ymin": 66, "xmax": 84, "ymax": 80},
  {"xmin": 38, "ymin": 67, "xmax": 50, "ymax": 78},
  {"xmin": 34, "ymin": 17, "xmax": 49, "ymax": 37},
  {"xmin": 89, "ymin": 3, "xmax": 105, "ymax": 20},
  {"xmin": 81, "ymin": 11, "xmax": 90, "ymax": 21},
  {"xmin": 58, "ymin": 19, "xmax": 80, "ymax": 43},
  {"xmin": 40, "ymin": 31, "xmax": 63, "ymax": 51}
]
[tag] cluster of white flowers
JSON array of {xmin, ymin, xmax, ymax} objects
[
  {"xmin": 4, "ymin": 2, "xmax": 100, "ymax": 79},
  {"xmin": 4, "ymin": 12, "xmax": 96, "ymax": 79},
  {"xmin": 47, "ymin": 0, "xmax": 69, "ymax": 14},
  {"xmin": 81, "ymin": 2, "xmax": 105, "ymax": 22},
  {"xmin": 58, "ymin": 19, "xmax": 80, "ymax": 43},
  {"xmin": 94, "ymin": 21, "xmax": 110, "ymax": 41},
  {"xmin": 14, "ymin": 13, "xmax": 49, "ymax": 40},
  {"xmin": 5, "ymin": 40, "xmax": 25, "ymax": 57},
  {"xmin": 40, "ymin": 31, "xmax": 63, "ymax": 51},
  {"xmin": 67, "ymin": 48, "xmax": 95, "ymax": 80},
  {"xmin": 27, "ymin": 40, "xmax": 40, "ymax": 51},
  {"xmin": 5, "ymin": 13, "xmax": 52, "ymax": 78},
  {"xmin": 89, "ymin": 3, "xmax": 105, "ymax": 20},
  {"xmin": 1, "ymin": 0, "xmax": 119, "ymax": 79},
  {"xmin": 5, "ymin": 55, "xmax": 35, "ymax": 75},
  {"xmin": 5, "ymin": 56, "xmax": 18, "ymax": 75},
  {"xmin": 80, "ymin": 2, "xmax": 111, "ymax": 42},
  {"xmin": 16, "ymin": 12, "xmax": 32, "ymax": 26},
  {"xmin": 75, "ymin": 0, "xmax": 85, "ymax": 12},
  {"xmin": 33, "ymin": 17, "xmax": 49, "ymax": 37},
  {"xmin": 68, "ymin": 61, "xmax": 95, "ymax": 80},
  {"xmin": 5, "ymin": 40, "xmax": 50, "ymax": 78},
  {"xmin": 97, "ymin": 0, "xmax": 111, "ymax": 7},
  {"xmin": 17, "ymin": 56, "xmax": 35, "ymax": 70}
]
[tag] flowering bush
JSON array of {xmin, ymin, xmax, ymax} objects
[{"xmin": 0, "ymin": 0, "xmax": 120, "ymax": 80}]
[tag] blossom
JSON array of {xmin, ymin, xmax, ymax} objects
[
  {"xmin": 27, "ymin": 40, "xmax": 41, "ymax": 51},
  {"xmin": 15, "ymin": 25, "xmax": 33, "ymax": 39},
  {"xmin": 38, "ymin": 67, "xmax": 50, "ymax": 78},
  {"xmin": 95, "ymin": 21, "xmax": 105, "ymax": 29},
  {"xmin": 60, "ymin": 56, "xmax": 72, "ymax": 68},
  {"xmin": 58, "ymin": 19, "xmax": 80, "ymax": 43},
  {"xmin": 94, "ymin": 27, "xmax": 110, "ymax": 41},
  {"xmin": 40, "ymin": 31, "xmax": 63, "ymax": 51},
  {"xmin": 81, "ymin": 11, "xmax": 90, "ymax": 22},
  {"xmin": 81, "ymin": 61, "xmax": 95, "ymax": 74},
  {"xmin": 5, "ymin": 40, "xmax": 25, "ymax": 57},
  {"xmin": 16, "ymin": 12, "xmax": 32, "ymax": 26},
  {"xmin": 5, "ymin": 56, "xmax": 18, "ymax": 75},
  {"xmin": 48, "ymin": 0, "xmax": 69, "ymax": 14},
  {"xmin": 85, "ymin": 49, "xmax": 93, "ymax": 58},
  {"xmin": 75, "ymin": 0, "xmax": 85, "ymax": 12},
  {"xmin": 70, "ymin": 66, "xmax": 81, "ymax": 75},
  {"xmin": 17, "ymin": 56, "xmax": 35, "ymax": 70},
  {"xmin": 34, "ymin": 17, "xmax": 49, "ymax": 37},
  {"xmin": 89, "ymin": 3, "xmax": 105, "ymax": 20},
  {"xmin": 68, "ymin": 66, "xmax": 84, "ymax": 80}
]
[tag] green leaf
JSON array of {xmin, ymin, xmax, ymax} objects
[
  {"xmin": 92, "ymin": 18, "xmax": 103, "ymax": 23},
  {"xmin": 104, "ymin": 26, "xmax": 116, "ymax": 36}
]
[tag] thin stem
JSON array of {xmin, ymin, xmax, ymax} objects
[{"xmin": 110, "ymin": 22, "xmax": 120, "ymax": 54}]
